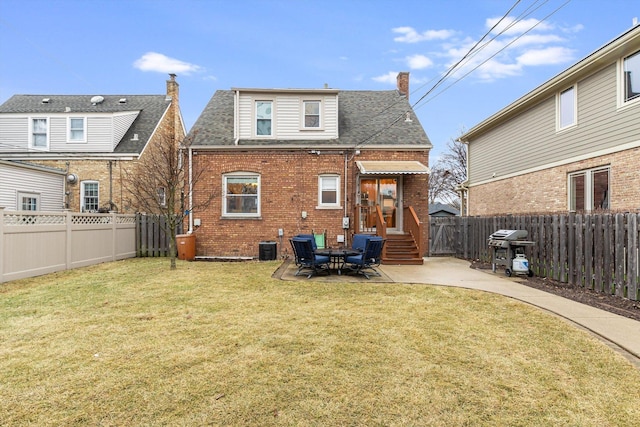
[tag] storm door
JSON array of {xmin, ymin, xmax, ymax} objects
[{"xmin": 359, "ymin": 177, "xmax": 401, "ymax": 232}]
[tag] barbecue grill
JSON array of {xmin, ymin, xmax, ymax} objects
[{"xmin": 488, "ymin": 229, "xmax": 535, "ymax": 277}]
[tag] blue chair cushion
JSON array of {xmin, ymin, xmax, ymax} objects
[
  {"xmin": 315, "ymin": 255, "xmax": 330, "ymax": 263},
  {"xmin": 346, "ymin": 254, "xmax": 363, "ymax": 264}
]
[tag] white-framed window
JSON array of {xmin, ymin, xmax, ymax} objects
[
  {"xmin": 81, "ymin": 181, "xmax": 99, "ymax": 212},
  {"xmin": 157, "ymin": 187, "xmax": 167, "ymax": 207},
  {"xmin": 223, "ymin": 173, "xmax": 260, "ymax": 217},
  {"xmin": 30, "ymin": 117, "xmax": 49, "ymax": 149},
  {"xmin": 302, "ymin": 100, "xmax": 321, "ymax": 129},
  {"xmin": 318, "ymin": 174, "xmax": 340, "ymax": 208},
  {"xmin": 623, "ymin": 50, "xmax": 640, "ymax": 104},
  {"xmin": 255, "ymin": 101, "xmax": 272, "ymax": 136},
  {"xmin": 557, "ymin": 85, "xmax": 576, "ymax": 130},
  {"xmin": 568, "ymin": 166, "xmax": 610, "ymax": 212},
  {"xmin": 18, "ymin": 192, "xmax": 39, "ymax": 211},
  {"xmin": 68, "ymin": 117, "xmax": 86, "ymax": 142}
]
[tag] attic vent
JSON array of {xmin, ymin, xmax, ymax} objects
[
  {"xmin": 118, "ymin": 98, "xmax": 127, "ymax": 103},
  {"xmin": 42, "ymin": 98, "xmax": 50, "ymax": 104},
  {"xmin": 90, "ymin": 95, "xmax": 105, "ymax": 105},
  {"xmin": 131, "ymin": 133, "xmax": 139, "ymax": 141},
  {"xmin": 65, "ymin": 107, "xmax": 71, "ymax": 112}
]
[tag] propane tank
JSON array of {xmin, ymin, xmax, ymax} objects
[{"xmin": 512, "ymin": 254, "xmax": 529, "ymax": 274}]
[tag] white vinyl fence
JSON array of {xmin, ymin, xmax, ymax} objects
[{"xmin": 0, "ymin": 208, "xmax": 136, "ymax": 283}]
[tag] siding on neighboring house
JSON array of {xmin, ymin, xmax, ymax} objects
[
  {"xmin": 468, "ymin": 63, "xmax": 640, "ymax": 184},
  {"xmin": 0, "ymin": 161, "xmax": 65, "ymax": 211}
]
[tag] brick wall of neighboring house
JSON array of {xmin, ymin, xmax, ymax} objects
[
  {"xmin": 190, "ymin": 149, "xmax": 430, "ymax": 258},
  {"xmin": 468, "ymin": 147, "xmax": 640, "ymax": 215},
  {"xmin": 27, "ymin": 159, "xmax": 138, "ymax": 212}
]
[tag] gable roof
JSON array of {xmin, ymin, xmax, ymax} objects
[
  {"xmin": 429, "ymin": 202, "xmax": 459, "ymax": 216},
  {"xmin": 188, "ymin": 89, "xmax": 432, "ymax": 149},
  {"xmin": 0, "ymin": 94, "xmax": 172, "ymax": 155},
  {"xmin": 460, "ymin": 24, "xmax": 640, "ymax": 142}
]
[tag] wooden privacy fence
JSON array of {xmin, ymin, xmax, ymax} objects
[
  {"xmin": 433, "ymin": 213, "xmax": 640, "ymax": 301},
  {"xmin": 0, "ymin": 208, "xmax": 136, "ymax": 283},
  {"xmin": 136, "ymin": 213, "xmax": 182, "ymax": 257}
]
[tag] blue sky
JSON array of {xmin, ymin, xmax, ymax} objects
[{"xmin": 1, "ymin": 0, "xmax": 638, "ymax": 162}]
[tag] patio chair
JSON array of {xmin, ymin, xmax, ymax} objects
[
  {"xmin": 351, "ymin": 233, "xmax": 371, "ymax": 252},
  {"xmin": 312, "ymin": 229, "xmax": 326, "ymax": 250},
  {"xmin": 345, "ymin": 237, "xmax": 385, "ymax": 279},
  {"xmin": 290, "ymin": 237, "xmax": 331, "ymax": 279}
]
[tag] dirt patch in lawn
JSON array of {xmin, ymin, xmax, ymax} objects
[{"xmin": 470, "ymin": 261, "xmax": 640, "ymax": 322}]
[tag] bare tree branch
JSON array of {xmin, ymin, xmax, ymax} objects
[{"xmin": 122, "ymin": 130, "xmax": 215, "ymax": 269}]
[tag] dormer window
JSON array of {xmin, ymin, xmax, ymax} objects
[
  {"xmin": 68, "ymin": 117, "xmax": 86, "ymax": 142},
  {"xmin": 303, "ymin": 100, "xmax": 321, "ymax": 128},
  {"xmin": 30, "ymin": 118, "xmax": 49, "ymax": 150},
  {"xmin": 256, "ymin": 101, "xmax": 272, "ymax": 136}
]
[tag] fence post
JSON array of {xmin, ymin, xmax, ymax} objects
[
  {"xmin": 0, "ymin": 207, "xmax": 4, "ymax": 283},
  {"xmin": 111, "ymin": 212, "xmax": 117, "ymax": 261},
  {"xmin": 66, "ymin": 210, "xmax": 73, "ymax": 270}
]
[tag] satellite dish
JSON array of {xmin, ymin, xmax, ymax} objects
[{"xmin": 90, "ymin": 95, "xmax": 104, "ymax": 105}]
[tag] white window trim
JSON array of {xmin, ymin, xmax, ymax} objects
[
  {"xmin": 222, "ymin": 172, "xmax": 261, "ymax": 218},
  {"xmin": 17, "ymin": 191, "xmax": 40, "ymax": 211},
  {"xmin": 567, "ymin": 166, "xmax": 610, "ymax": 212},
  {"xmin": 29, "ymin": 117, "xmax": 49, "ymax": 150},
  {"xmin": 617, "ymin": 50, "xmax": 640, "ymax": 110},
  {"xmin": 317, "ymin": 174, "xmax": 341, "ymax": 209},
  {"xmin": 67, "ymin": 116, "xmax": 87, "ymax": 143},
  {"xmin": 301, "ymin": 99, "xmax": 324, "ymax": 130},
  {"xmin": 556, "ymin": 85, "xmax": 577, "ymax": 131},
  {"xmin": 254, "ymin": 99, "xmax": 275, "ymax": 138},
  {"xmin": 81, "ymin": 180, "xmax": 100, "ymax": 213}
]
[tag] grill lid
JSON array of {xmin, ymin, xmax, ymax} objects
[{"xmin": 489, "ymin": 229, "xmax": 528, "ymax": 241}]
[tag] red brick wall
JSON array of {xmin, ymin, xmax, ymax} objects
[
  {"xmin": 190, "ymin": 149, "xmax": 430, "ymax": 258},
  {"xmin": 468, "ymin": 147, "xmax": 640, "ymax": 215}
]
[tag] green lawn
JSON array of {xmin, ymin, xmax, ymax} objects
[{"xmin": 1, "ymin": 258, "xmax": 639, "ymax": 426}]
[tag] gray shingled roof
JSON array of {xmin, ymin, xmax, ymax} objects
[
  {"xmin": 188, "ymin": 89, "xmax": 432, "ymax": 148},
  {"xmin": 0, "ymin": 94, "xmax": 171, "ymax": 154}
]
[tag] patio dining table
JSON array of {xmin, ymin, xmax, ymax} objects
[{"xmin": 314, "ymin": 247, "xmax": 361, "ymax": 275}]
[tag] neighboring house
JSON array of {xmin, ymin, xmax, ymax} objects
[
  {"xmin": 459, "ymin": 24, "xmax": 640, "ymax": 216},
  {"xmin": 186, "ymin": 72, "xmax": 433, "ymax": 262},
  {"xmin": 0, "ymin": 74, "xmax": 185, "ymax": 213},
  {"xmin": 429, "ymin": 202, "xmax": 459, "ymax": 217},
  {"xmin": 0, "ymin": 160, "xmax": 65, "ymax": 211}
]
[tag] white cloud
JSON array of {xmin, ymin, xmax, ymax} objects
[
  {"xmin": 133, "ymin": 52, "xmax": 203, "ymax": 75},
  {"xmin": 407, "ymin": 54, "xmax": 433, "ymax": 70},
  {"xmin": 516, "ymin": 46, "xmax": 575, "ymax": 66},
  {"xmin": 372, "ymin": 71, "xmax": 399, "ymax": 84},
  {"xmin": 393, "ymin": 26, "xmax": 455, "ymax": 43}
]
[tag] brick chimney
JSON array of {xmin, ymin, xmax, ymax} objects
[
  {"xmin": 397, "ymin": 72, "xmax": 409, "ymax": 99},
  {"xmin": 166, "ymin": 73, "xmax": 179, "ymax": 104}
]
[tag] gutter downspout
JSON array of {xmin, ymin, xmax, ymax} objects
[
  {"xmin": 188, "ymin": 146, "xmax": 194, "ymax": 233},
  {"xmin": 234, "ymin": 90, "xmax": 240, "ymax": 145}
]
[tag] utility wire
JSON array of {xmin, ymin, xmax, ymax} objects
[
  {"xmin": 413, "ymin": 0, "xmax": 572, "ymax": 111},
  {"xmin": 355, "ymin": 0, "xmax": 524, "ymax": 148}
]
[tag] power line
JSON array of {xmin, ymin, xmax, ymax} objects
[{"xmin": 356, "ymin": 0, "xmax": 525, "ymax": 148}]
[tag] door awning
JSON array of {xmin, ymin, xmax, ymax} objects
[{"xmin": 356, "ymin": 160, "xmax": 430, "ymax": 175}]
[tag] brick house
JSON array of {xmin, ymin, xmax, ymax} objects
[
  {"xmin": 0, "ymin": 75, "xmax": 185, "ymax": 213},
  {"xmin": 186, "ymin": 73, "xmax": 432, "ymax": 262},
  {"xmin": 459, "ymin": 24, "xmax": 640, "ymax": 216}
]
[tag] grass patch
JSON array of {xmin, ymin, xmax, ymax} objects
[{"xmin": 1, "ymin": 258, "xmax": 639, "ymax": 426}]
